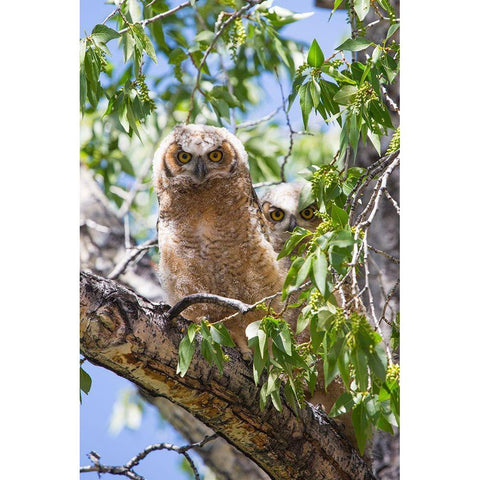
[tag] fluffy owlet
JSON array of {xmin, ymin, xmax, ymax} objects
[
  {"xmin": 260, "ymin": 181, "xmax": 321, "ymax": 262},
  {"xmin": 152, "ymin": 124, "xmax": 286, "ymax": 355}
]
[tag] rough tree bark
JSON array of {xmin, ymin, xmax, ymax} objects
[{"xmin": 80, "ymin": 270, "xmax": 375, "ymax": 480}]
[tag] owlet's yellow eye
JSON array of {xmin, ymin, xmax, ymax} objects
[
  {"xmin": 300, "ymin": 206, "xmax": 315, "ymax": 220},
  {"xmin": 270, "ymin": 209, "xmax": 285, "ymax": 222},
  {"xmin": 177, "ymin": 151, "xmax": 192, "ymax": 164},
  {"xmin": 208, "ymin": 150, "xmax": 223, "ymax": 162}
]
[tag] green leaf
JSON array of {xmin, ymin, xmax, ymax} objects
[
  {"xmin": 386, "ymin": 23, "xmax": 400, "ymax": 40},
  {"xmin": 332, "ymin": 85, "xmax": 358, "ymax": 106},
  {"xmin": 210, "ymin": 98, "xmax": 230, "ymax": 121},
  {"xmin": 210, "ymin": 86, "xmax": 240, "ymax": 107},
  {"xmin": 299, "ymin": 82, "xmax": 313, "ymax": 129},
  {"xmin": 296, "ymin": 309, "xmax": 311, "ymax": 335},
  {"xmin": 252, "ymin": 338, "xmax": 266, "ymax": 384},
  {"xmin": 80, "ymin": 366, "xmax": 92, "ymax": 395},
  {"xmin": 270, "ymin": 389, "xmax": 282, "ymax": 411},
  {"xmin": 265, "ymin": 6, "xmax": 314, "ymax": 27},
  {"xmin": 353, "ymin": 0, "xmax": 370, "ymax": 21},
  {"xmin": 195, "ymin": 30, "xmax": 216, "ymax": 44},
  {"xmin": 369, "ymin": 345, "xmax": 387, "ymax": 381},
  {"xmin": 210, "ymin": 324, "xmax": 236, "ymax": 347},
  {"xmin": 298, "ymin": 183, "xmax": 315, "ymax": 210},
  {"xmin": 330, "ymin": 204, "xmax": 348, "ymax": 228},
  {"xmin": 307, "ymin": 39, "xmax": 324, "ymax": 67},
  {"xmin": 311, "ymin": 252, "xmax": 328, "ymax": 296},
  {"xmin": 287, "ymin": 74, "xmax": 306, "ymax": 111},
  {"xmin": 352, "ymin": 402, "xmax": 371, "ymax": 454},
  {"xmin": 353, "ymin": 348, "xmax": 369, "ymax": 391},
  {"xmin": 91, "ymin": 24, "xmax": 120, "ymax": 44},
  {"xmin": 187, "ymin": 323, "xmax": 197, "ymax": 342},
  {"xmin": 246, "ymin": 320, "xmax": 261, "ymax": 340},
  {"xmin": 258, "ymin": 328, "xmax": 267, "ymax": 358},
  {"xmin": 272, "ymin": 323, "xmax": 292, "ymax": 356},
  {"xmin": 177, "ymin": 335, "xmax": 195, "ymax": 377},
  {"xmin": 372, "ymin": 45, "xmax": 382, "ymax": 64},
  {"xmin": 277, "ymin": 227, "xmax": 311, "ymax": 259},
  {"xmin": 329, "ymin": 392, "xmax": 354, "ymax": 417},
  {"xmin": 328, "ymin": 229, "xmax": 355, "ymax": 248},
  {"xmin": 283, "ymin": 257, "xmax": 305, "ymax": 299},
  {"xmin": 336, "ymin": 37, "xmax": 371, "ymax": 52}
]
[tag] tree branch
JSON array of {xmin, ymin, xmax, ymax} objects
[{"xmin": 80, "ymin": 271, "xmax": 375, "ymax": 480}]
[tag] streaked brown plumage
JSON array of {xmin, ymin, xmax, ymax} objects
[{"xmin": 153, "ymin": 124, "xmax": 286, "ymax": 355}]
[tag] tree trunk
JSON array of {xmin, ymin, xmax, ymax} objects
[{"xmin": 80, "ymin": 270, "xmax": 375, "ymax": 480}]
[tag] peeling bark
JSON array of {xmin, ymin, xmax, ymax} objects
[{"xmin": 80, "ymin": 271, "xmax": 375, "ymax": 480}]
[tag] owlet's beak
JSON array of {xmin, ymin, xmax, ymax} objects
[
  {"xmin": 287, "ymin": 216, "xmax": 297, "ymax": 232},
  {"xmin": 193, "ymin": 158, "xmax": 207, "ymax": 181}
]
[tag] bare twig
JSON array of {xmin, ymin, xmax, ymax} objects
[
  {"xmin": 274, "ymin": 68, "xmax": 294, "ymax": 182},
  {"xmin": 253, "ymin": 180, "xmax": 282, "ymax": 189},
  {"xmin": 381, "ymin": 85, "xmax": 400, "ymax": 116},
  {"xmin": 367, "ymin": 244, "xmax": 399, "ymax": 264},
  {"xmin": 101, "ymin": 0, "xmax": 127, "ymax": 26},
  {"xmin": 81, "ymin": 434, "xmax": 218, "ymax": 480},
  {"xmin": 80, "ymin": 218, "xmax": 110, "ymax": 234},
  {"xmin": 117, "ymin": 156, "xmax": 153, "ymax": 219},
  {"xmin": 347, "ymin": 150, "xmax": 400, "ymax": 222},
  {"xmin": 236, "ymin": 106, "xmax": 283, "ymax": 129},
  {"xmin": 384, "ymin": 189, "xmax": 400, "ymax": 215},
  {"xmin": 117, "ymin": 1, "xmax": 193, "ymax": 35},
  {"xmin": 379, "ymin": 278, "xmax": 399, "ymax": 328},
  {"xmin": 356, "ymin": 158, "xmax": 400, "ymax": 229},
  {"xmin": 107, "ymin": 238, "xmax": 157, "ymax": 280}
]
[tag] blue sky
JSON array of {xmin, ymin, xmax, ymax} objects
[{"xmin": 80, "ymin": 2, "xmax": 348, "ymax": 479}]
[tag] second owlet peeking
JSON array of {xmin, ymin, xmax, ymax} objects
[
  {"xmin": 260, "ymin": 181, "xmax": 321, "ymax": 254},
  {"xmin": 152, "ymin": 124, "xmax": 286, "ymax": 355}
]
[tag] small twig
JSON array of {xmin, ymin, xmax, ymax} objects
[
  {"xmin": 81, "ymin": 434, "xmax": 218, "ymax": 480},
  {"xmin": 346, "ymin": 149, "xmax": 399, "ymax": 216},
  {"xmin": 379, "ymin": 278, "xmax": 399, "ymax": 328},
  {"xmin": 81, "ymin": 218, "xmax": 110, "ymax": 234},
  {"xmin": 362, "ymin": 234, "xmax": 378, "ymax": 326},
  {"xmin": 101, "ymin": 0, "xmax": 127, "ymax": 26},
  {"xmin": 253, "ymin": 180, "xmax": 282, "ymax": 189},
  {"xmin": 367, "ymin": 244, "xmax": 399, "ymax": 264},
  {"xmin": 356, "ymin": 158, "xmax": 400, "ymax": 229},
  {"xmin": 107, "ymin": 238, "xmax": 157, "ymax": 280},
  {"xmin": 236, "ymin": 106, "xmax": 283, "ymax": 129},
  {"xmin": 117, "ymin": 1, "xmax": 193, "ymax": 35},
  {"xmin": 274, "ymin": 68, "xmax": 294, "ymax": 182},
  {"xmin": 384, "ymin": 189, "xmax": 400, "ymax": 215},
  {"xmin": 117, "ymin": 156, "xmax": 153, "ymax": 219},
  {"xmin": 381, "ymin": 85, "xmax": 400, "ymax": 116}
]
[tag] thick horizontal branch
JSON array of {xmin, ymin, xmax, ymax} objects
[
  {"xmin": 80, "ymin": 271, "xmax": 374, "ymax": 480},
  {"xmin": 167, "ymin": 293, "xmax": 252, "ymax": 319}
]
